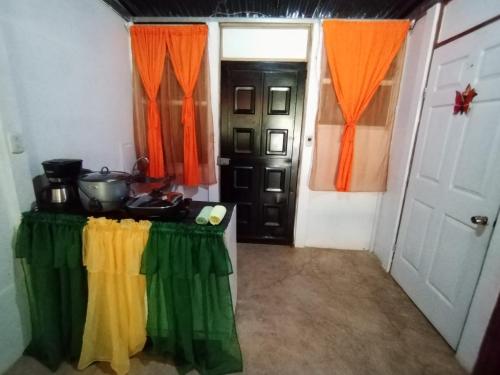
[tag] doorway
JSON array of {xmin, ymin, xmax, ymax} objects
[
  {"xmin": 220, "ymin": 62, "xmax": 306, "ymax": 244},
  {"xmin": 391, "ymin": 19, "xmax": 500, "ymax": 348}
]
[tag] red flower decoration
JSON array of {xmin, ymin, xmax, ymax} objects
[{"xmin": 454, "ymin": 84, "xmax": 477, "ymax": 115}]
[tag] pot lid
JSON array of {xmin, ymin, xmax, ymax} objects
[
  {"xmin": 42, "ymin": 158, "xmax": 82, "ymax": 166},
  {"xmin": 80, "ymin": 166, "xmax": 130, "ymax": 183}
]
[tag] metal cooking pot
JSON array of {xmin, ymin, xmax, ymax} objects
[{"xmin": 78, "ymin": 167, "xmax": 130, "ymax": 212}]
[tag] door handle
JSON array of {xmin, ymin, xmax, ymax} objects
[
  {"xmin": 275, "ymin": 196, "xmax": 285, "ymax": 204},
  {"xmin": 471, "ymin": 216, "xmax": 488, "ymax": 225},
  {"xmin": 217, "ymin": 156, "xmax": 231, "ymax": 166}
]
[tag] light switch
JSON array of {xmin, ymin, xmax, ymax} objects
[{"xmin": 8, "ymin": 132, "xmax": 25, "ymax": 154}]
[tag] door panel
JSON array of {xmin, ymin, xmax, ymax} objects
[
  {"xmin": 261, "ymin": 71, "xmax": 298, "ymax": 160},
  {"xmin": 221, "ymin": 161, "xmax": 259, "ymax": 238},
  {"xmin": 221, "ymin": 62, "xmax": 305, "ymax": 244},
  {"xmin": 259, "ymin": 164, "xmax": 291, "ymax": 239},
  {"xmin": 418, "ymin": 107, "xmax": 453, "ymax": 183},
  {"xmin": 392, "ymin": 20, "xmax": 500, "ymax": 348},
  {"xmin": 225, "ymin": 70, "xmax": 263, "ymax": 158},
  {"xmin": 400, "ymin": 199, "xmax": 432, "ymax": 271}
]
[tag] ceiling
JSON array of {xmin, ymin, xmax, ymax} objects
[{"xmin": 101, "ymin": 0, "xmax": 434, "ymax": 21}]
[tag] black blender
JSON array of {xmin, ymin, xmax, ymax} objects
[{"xmin": 37, "ymin": 159, "xmax": 83, "ymax": 210}]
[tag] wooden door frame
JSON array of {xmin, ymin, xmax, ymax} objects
[{"xmin": 220, "ymin": 61, "xmax": 307, "ymax": 245}]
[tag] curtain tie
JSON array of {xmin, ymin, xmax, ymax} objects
[{"xmin": 342, "ymin": 121, "xmax": 356, "ymax": 143}]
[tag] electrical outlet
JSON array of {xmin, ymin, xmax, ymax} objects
[{"xmin": 8, "ymin": 132, "xmax": 25, "ymax": 154}]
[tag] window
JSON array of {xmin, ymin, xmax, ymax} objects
[
  {"xmin": 310, "ymin": 45, "xmax": 405, "ymax": 191},
  {"xmin": 132, "ymin": 49, "xmax": 216, "ymax": 185}
]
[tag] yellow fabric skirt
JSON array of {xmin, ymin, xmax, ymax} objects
[{"xmin": 78, "ymin": 218, "xmax": 151, "ymax": 375}]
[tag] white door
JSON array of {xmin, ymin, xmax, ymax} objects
[{"xmin": 391, "ymin": 20, "xmax": 500, "ymax": 349}]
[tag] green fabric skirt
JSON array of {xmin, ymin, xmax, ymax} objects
[
  {"xmin": 141, "ymin": 222, "xmax": 243, "ymax": 375},
  {"xmin": 15, "ymin": 212, "xmax": 88, "ymax": 371},
  {"xmin": 15, "ymin": 212, "xmax": 243, "ymax": 374}
]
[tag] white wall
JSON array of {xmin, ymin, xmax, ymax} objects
[
  {"xmin": 0, "ymin": 0, "xmax": 135, "ymax": 370},
  {"xmin": 207, "ymin": 21, "xmax": 221, "ymax": 202},
  {"xmin": 438, "ymin": 0, "xmax": 500, "ymax": 43},
  {"xmin": 0, "ymin": 116, "xmax": 31, "ymax": 374},
  {"xmin": 0, "ymin": 0, "xmax": 135, "ymax": 176},
  {"xmin": 0, "ymin": 6, "xmax": 41, "ymax": 371},
  {"xmin": 372, "ymin": 4, "xmax": 441, "ymax": 270},
  {"xmin": 221, "ymin": 26, "xmax": 309, "ymax": 61}
]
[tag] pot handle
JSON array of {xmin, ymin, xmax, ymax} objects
[
  {"xmin": 89, "ymin": 197, "xmax": 103, "ymax": 212},
  {"xmin": 100, "ymin": 166, "xmax": 110, "ymax": 175},
  {"xmin": 78, "ymin": 185, "xmax": 103, "ymax": 212}
]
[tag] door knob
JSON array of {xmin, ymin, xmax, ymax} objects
[{"xmin": 471, "ymin": 216, "xmax": 488, "ymax": 225}]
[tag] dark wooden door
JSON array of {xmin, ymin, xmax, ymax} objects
[{"xmin": 220, "ymin": 62, "xmax": 306, "ymax": 244}]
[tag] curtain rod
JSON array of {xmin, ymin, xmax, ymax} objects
[
  {"xmin": 132, "ymin": 21, "xmax": 206, "ymax": 25},
  {"xmin": 132, "ymin": 17, "xmax": 413, "ymax": 25},
  {"xmin": 128, "ymin": 18, "xmax": 415, "ymax": 31}
]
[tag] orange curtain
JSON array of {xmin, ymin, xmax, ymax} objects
[
  {"xmin": 323, "ymin": 20, "xmax": 409, "ymax": 191},
  {"xmin": 132, "ymin": 49, "xmax": 217, "ymax": 186},
  {"xmin": 130, "ymin": 26, "xmax": 167, "ymax": 178},
  {"xmin": 165, "ymin": 25, "xmax": 208, "ymax": 186}
]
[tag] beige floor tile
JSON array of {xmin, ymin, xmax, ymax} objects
[{"xmin": 6, "ymin": 245, "xmax": 465, "ymax": 375}]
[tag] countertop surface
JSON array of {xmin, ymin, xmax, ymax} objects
[{"xmin": 35, "ymin": 200, "xmax": 236, "ymax": 232}]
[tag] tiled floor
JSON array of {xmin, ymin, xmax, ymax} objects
[{"xmin": 7, "ymin": 244, "xmax": 466, "ymax": 374}]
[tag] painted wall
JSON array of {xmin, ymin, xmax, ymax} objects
[
  {"xmin": 207, "ymin": 22, "xmax": 221, "ymax": 202},
  {"xmin": 0, "ymin": 27, "xmax": 34, "ymax": 370},
  {"xmin": 372, "ymin": 4, "xmax": 441, "ymax": 270},
  {"xmin": 0, "ymin": 7, "xmax": 40, "ymax": 371},
  {"xmin": 0, "ymin": 117, "xmax": 31, "ymax": 374},
  {"xmin": 0, "ymin": 0, "xmax": 135, "ymax": 177},
  {"xmin": 438, "ymin": 0, "xmax": 500, "ymax": 43},
  {"xmin": 0, "ymin": 0, "xmax": 136, "ymax": 370},
  {"xmin": 221, "ymin": 26, "xmax": 309, "ymax": 61}
]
